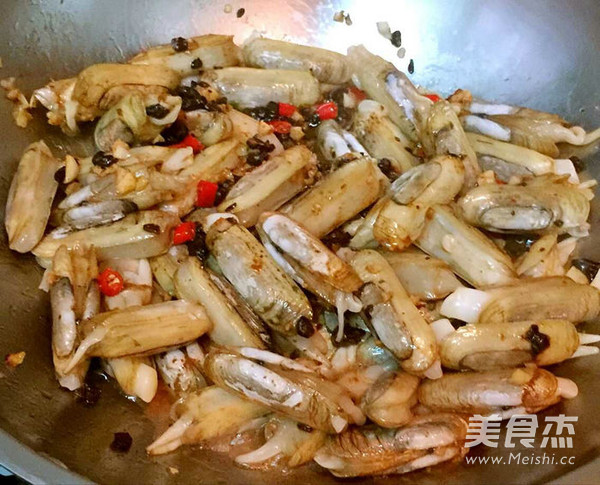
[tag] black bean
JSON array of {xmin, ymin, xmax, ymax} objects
[
  {"xmin": 214, "ymin": 179, "xmax": 235, "ymax": 205},
  {"xmin": 570, "ymin": 156, "xmax": 585, "ymax": 173},
  {"xmin": 296, "ymin": 317, "xmax": 315, "ymax": 338},
  {"xmin": 92, "ymin": 151, "xmax": 117, "ymax": 168},
  {"xmin": 158, "ymin": 119, "xmax": 189, "ymax": 145},
  {"xmin": 408, "ymin": 59, "xmax": 415, "ymax": 74},
  {"xmin": 191, "ymin": 57, "xmax": 203, "ymax": 70},
  {"xmin": 75, "ymin": 383, "xmax": 101, "ymax": 407},
  {"xmin": 187, "ymin": 226, "xmax": 208, "ymax": 260},
  {"xmin": 502, "ymin": 234, "xmax": 538, "ymax": 259},
  {"xmin": 54, "ymin": 166, "xmax": 66, "ymax": 183},
  {"xmin": 196, "ymin": 80, "xmax": 210, "ymax": 88},
  {"xmin": 572, "ymin": 258, "xmax": 600, "ymax": 282},
  {"xmin": 246, "ymin": 151, "xmax": 266, "ymax": 166},
  {"xmin": 247, "ymin": 135, "xmax": 275, "ymax": 152},
  {"xmin": 331, "ymin": 325, "xmax": 366, "ymax": 347},
  {"xmin": 110, "ymin": 432, "xmax": 133, "ymax": 453},
  {"xmin": 145, "ymin": 103, "xmax": 170, "ymax": 119},
  {"xmin": 297, "ymin": 423, "xmax": 313, "ymax": 433},
  {"xmin": 307, "ymin": 113, "xmax": 321, "ymax": 128},
  {"xmin": 245, "ymin": 105, "xmax": 277, "ymax": 122},
  {"xmin": 171, "ymin": 37, "xmax": 189, "ymax": 52},
  {"xmin": 524, "ymin": 324, "xmax": 550, "ymax": 356},
  {"xmin": 142, "ymin": 223, "xmax": 161, "ymax": 234},
  {"xmin": 236, "ymin": 7, "xmax": 245, "ymax": 18},
  {"xmin": 377, "ymin": 157, "xmax": 398, "ymax": 180},
  {"xmin": 391, "ymin": 30, "xmax": 402, "ymax": 48},
  {"xmin": 175, "ymin": 85, "xmax": 209, "ymax": 111}
]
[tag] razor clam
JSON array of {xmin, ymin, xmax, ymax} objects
[
  {"xmin": 154, "ymin": 345, "xmax": 207, "ymax": 396},
  {"xmin": 351, "ymin": 99, "xmax": 418, "ymax": 174},
  {"xmin": 423, "ymin": 100, "xmax": 480, "ymax": 190},
  {"xmin": 179, "ymin": 138, "xmax": 244, "ymax": 180},
  {"xmin": 203, "ymin": 348, "xmax": 365, "ymax": 433},
  {"xmin": 466, "ymin": 132, "xmax": 555, "ymax": 180},
  {"xmin": 101, "ymin": 257, "xmax": 153, "ymax": 310},
  {"xmin": 314, "ymin": 413, "xmax": 468, "ymax": 478},
  {"xmin": 418, "ymin": 367, "xmax": 578, "ymax": 417},
  {"xmin": 149, "ymin": 245, "xmax": 189, "ymax": 296},
  {"xmin": 174, "ymin": 257, "xmax": 267, "ymax": 348},
  {"xmin": 130, "ymin": 34, "xmax": 241, "ymax": 75},
  {"xmin": 316, "ymin": 119, "xmax": 366, "ymax": 164},
  {"xmin": 33, "ymin": 210, "xmax": 179, "ymax": 261},
  {"xmin": 257, "ymin": 212, "xmax": 362, "ymax": 307},
  {"xmin": 61, "ymin": 200, "xmax": 139, "ymax": 230},
  {"xmin": 147, "ymin": 385, "xmax": 269, "ymax": 455},
  {"xmin": 107, "ymin": 356, "xmax": 158, "ymax": 403},
  {"xmin": 361, "ymin": 371, "xmax": 420, "ymax": 428},
  {"xmin": 49, "ymin": 245, "xmax": 99, "ymax": 391},
  {"xmin": 349, "ymin": 250, "xmax": 439, "ymax": 377},
  {"xmin": 415, "ymin": 205, "xmax": 517, "ymax": 288},
  {"xmin": 94, "ymin": 93, "xmax": 181, "ymax": 151},
  {"xmin": 458, "ymin": 176, "xmax": 591, "ymax": 235},
  {"xmin": 71, "ymin": 63, "xmax": 181, "ymax": 114},
  {"xmin": 65, "ymin": 300, "xmax": 212, "ymax": 372},
  {"xmin": 217, "ymin": 145, "xmax": 318, "ymax": 227},
  {"xmin": 283, "ymin": 156, "xmax": 388, "ymax": 238},
  {"xmin": 379, "ymin": 249, "xmax": 462, "ymax": 300},
  {"xmin": 235, "ymin": 416, "xmax": 327, "ymax": 470},
  {"xmin": 441, "ymin": 276, "xmax": 600, "ymax": 324},
  {"xmin": 185, "ymin": 108, "xmax": 233, "ymax": 147},
  {"xmin": 205, "ymin": 217, "xmax": 312, "ymax": 335},
  {"xmin": 350, "ymin": 155, "xmax": 464, "ymax": 250},
  {"xmin": 227, "ymin": 109, "xmax": 284, "ymax": 155},
  {"xmin": 464, "ymin": 102, "xmax": 589, "ymax": 157},
  {"xmin": 201, "ymin": 68, "xmax": 320, "ymax": 108},
  {"xmin": 5, "ymin": 141, "xmax": 60, "ymax": 252},
  {"xmin": 440, "ymin": 320, "xmax": 588, "ymax": 371},
  {"xmin": 347, "ymin": 45, "xmax": 432, "ymax": 142},
  {"xmin": 243, "ymin": 37, "xmax": 351, "ymax": 84}
]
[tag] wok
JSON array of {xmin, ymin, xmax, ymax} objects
[{"xmin": 1, "ymin": 0, "xmax": 599, "ymax": 483}]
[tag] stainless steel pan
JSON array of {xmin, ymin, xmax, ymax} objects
[{"xmin": 1, "ymin": 0, "xmax": 599, "ymax": 483}]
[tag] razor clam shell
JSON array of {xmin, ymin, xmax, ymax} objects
[
  {"xmin": 130, "ymin": 34, "xmax": 241, "ymax": 75},
  {"xmin": 5, "ymin": 141, "xmax": 60, "ymax": 253},
  {"xmin": 201, "ymin": 67, "xmax": 320, "ymax": 108},
  {"xmin": 379, "ymin": 249, "xmax": 462, "ymax": 300},
  {"xmin": 206, "ymin": 219, "xmax": 312, "ymax": 335},
  {"xmin": 218, "ymin": 145, "xmax": 318, "ymax": 227},
  {"xmin": 61, "ymin": 200, "xmax": 139, "ymax": 230},
  {"xmin": 351, "ymin": 99, "xmax": 418, "ymax": 173},
  {"xmin": 418, "ymin": 367, "xmax": 558, "ymax": 414},
  {"xmin": 415, "ymin": 205, "xmax": 517, "ymax": 288},
  {"xmin": 174, "ymin": 257, "xmax": 267, "ymax": 348},
  {"xmin": 458, "ymin": 178, "xmax": 591, "ymax": 234},
  {"xmin": 283, "ymin": 156, "xmax": 388, "ymax": 238},
  {"xmin": 350, "ymin": 250, "xmax": 438, "ymax": 375},
  {"xmin": 203, "ymin": 350, "xmax": 357, "ymax": 433},
  {"xmin": 314, "ymin": 413, "xmax": 468, "ymax": 477},
  {"xmin": 72, "ymin": 63, "xmax": 181, "ymax": 109},
  {"xmin": 440, "ymin": 320, "xmax": 579, "ymax": 370},
  {"xmin": 33, "ymin": 210, "xmax": 179, "ymax": 261},
  {"xmin": 479, "ymin": 276, "xmax": 600, "ymax": 324},
  {"xmin": 243, "ymin": 37, "xmax": 351, "ymax": 84}
]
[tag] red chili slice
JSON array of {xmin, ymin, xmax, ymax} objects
[
  {"xmin": 98, "ymin": 268, "xmax": 125, "ymax": 297},
  {"xmin": 169, "ymin": 134, "xmax": 204, "ymax": 154},
  {"xmin": 424, "ymin": 93, "xmax": 441, "ymax": 103},
  {"xmin": 278, "ymin": 102, "xmax": 296, "ymax": 117},
  {"xmin": 196, "ymin": 180, "xmax": 219, "ymax": 207},
  {"xmin": 268, "ymin": 120, "xmax": 292, "ymax": 134},
  {"xmin": 173, "ymin": 221, "xmax": 196, "ymax": 245},
  {"xmin": 315, "ymin": 101, "xmax": 338, "ymax": 120}
]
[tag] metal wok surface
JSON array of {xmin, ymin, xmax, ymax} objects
[{"xmin": 1, "ymin": 0, "xmax": 600, "ymax": 483}]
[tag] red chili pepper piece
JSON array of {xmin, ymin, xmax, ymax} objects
[
  {"xmin": 196, "ymin": 180, "xmax": 219, "ymax": 207},
  {"xmin": 169, "ymin": 134, "xmax": 204, "ymax": 154},
  {"xmin": 173, "ymin": 221, "xmax": 196, "ymax": 245},
  {"xmin": 315, "ymin": 101, "xmax": 338, "ymax": 120},
  {"xmin": 278, "ymin": 102, "xmax": 296, "ymax": 117},
  {"xmin": 268, "ymin": 120, "xmax": 292, "ymax": 134},
  {"xmin": 424, "ymin": 93, "xmax": 441, "ymax": 103},
  {"xmin": 348, "ymin": 86, "xmax": 366, "ymax": 102},
  {"xmin": 98, "ymin": 268, "xmax": 125, "ymax": 297}
]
